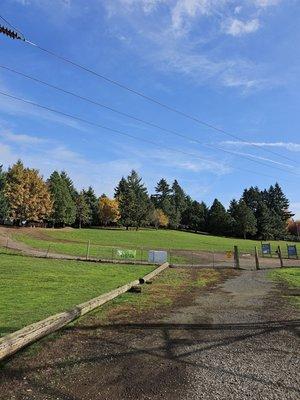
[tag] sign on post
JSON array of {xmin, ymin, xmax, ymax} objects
[
  {"xmin": 261, "ymin": 243, "xmax": 271, "ymax": 256},
  {"xmin": 226, "ymin": 250, "xmax": 232, "ymax": 259},
  {"xmin": 287, "ymin": 245, "xmax": 298, "ymax": 259},
  {"xmin": 148, "ymin": 250, "xmax": 168, "ymax": 264},
  {"xmin": 116, "ymin": 249, "xmax": 136, "ymax": 259}
]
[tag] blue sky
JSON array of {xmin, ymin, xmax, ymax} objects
[{"xmin": 0, "ymin": 0, "xmax": 299, "ymax": 217}]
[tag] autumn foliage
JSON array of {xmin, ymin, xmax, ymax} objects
[{"xmin": 98, "ymin": 195, "xmax": 120, "ymax": 226}]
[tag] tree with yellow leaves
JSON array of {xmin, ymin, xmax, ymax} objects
[
  {"xmin": 5, "ymin": 160, "xmax": 53, "ymax": 225},
  {"xmin": 152, "ymin": 208, "xmax": 169, "ymax": 229},
  {"xmin": 98, "ymin": 195, "xmax": 120, "ymax": 226}
]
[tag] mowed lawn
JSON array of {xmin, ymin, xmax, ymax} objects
[
  {"xmin": 0, "ymin": 254, "xmax": 153, "ymax": 336},
  {"xmin": 11, "ymin": 228, "xmax": 300, "ymax": 258},
  {"xmin": 269, "ymin": 268, "xmax": 300, "ymax": 306}
]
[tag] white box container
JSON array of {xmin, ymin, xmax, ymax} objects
[{"xmin": 148, "ymin": 250, "xmax": 168, "ymax": 264}]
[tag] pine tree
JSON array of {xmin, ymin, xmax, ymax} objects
[
  {"xmin": 207, "ymin": 199, "xmax": 231, "ymax": 235},
  {"xmin": 60, "ymin": 171, "xmax": 78, "ymax": 201},
  {"xmin": 59, "ymin": 171, "xmax": 76, "ymax": 225},
  {"xmin": 5, "ymin": 161, "xmax": 52, "ymax": 225},
  {"xmin": 229, "ymin": 199, "xmax": 257, "ymax": 239},
  {"xmin": 256, "ymin": 202, "xmax": 274, "ymax": 240},
  {"xmin": 242, "ymin": 186, "xmax": 262, "ymax": 214},
  {"xmin": 83, "ymin": 186, "xmax": 98, "ymax": 225},
  {"xmin": 182, "ymin": 200, "xmax": 208, "ymax": 232},
  {"xmin": 76, "ymin": 191, "xmax": 90, "ymax": 228},
  {"xmin": 0, "ymin": 165, "xmax": 9, "ymax": 223},
  {"xmin": 152, "ymin": 178, "xmax": 178, "ymax": 227},
  {"xmin": 172, "ymin": 180, "xmax": 186, "ymax": 212},
  {"xmin": 266, "ymin": 183, "xmax": 293, "ymax": 239},
  {"xmin": 48, "ymin": 171, "xmax": 76, "ymax": 227},
  {"xmin": 115, "ymin": 170, "xmax": 150, "ymax": 229}
]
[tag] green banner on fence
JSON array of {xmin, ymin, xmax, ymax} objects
[{"xmin": 116, "ymin": 249, "xmax": 137, "ymax": 259}]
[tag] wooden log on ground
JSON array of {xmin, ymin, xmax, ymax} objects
[{"xmin": 0, "ymin": 262, "xmax": 169, "ymax": 361}]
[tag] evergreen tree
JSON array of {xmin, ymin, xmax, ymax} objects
[
  {"xmin": 152, "ymin": 178, "xmax": 178, "ymax": 227},
  {"xmin": 59, "ymin": 171, "xmax": 76, "ymax": 225},
  {"xmin": 172, "ymin": 180, "xmax": 186, "ymax": 212},
  {"xmin": 48, "ymin": 171, "xmax": 76, "ymax": 227},
  {"xmin": 60, "ymin": 171, "xmax": 78, "ymax": 201},
  {"xmin": 182, "ymin": 200, "xmax": 208, "ymax": 232},
  {"xmin": 229, "ymin": 199, "xmax": 257, "ymax": 239},
  {"xmin": 242, "ymin": 186, "xmax": 262, "ymax": 214},
  {"xmin": 207, "ymin": 199, "xmax": 231, "ymax": 235},
  {"xmin": 266, "ymin": 183, "xmax": 293, "ymax": 239},
  {"xmin": 256, "ymin": 202, "xmax": 275, "ymax": 240},
  {"xmin": 83, "ymin": 186, "xmax": 98, "ymax": 225},
  {"xmin": 76, "ymin": 191, "xmax": 90, "ymax": 228},
  {"xmin": 0, "ymin": 165, "xmax": 9, "ymax": 223},
  {"xmin": 115, "ymin": 170, "xmax": 150, "ymax": 229}
]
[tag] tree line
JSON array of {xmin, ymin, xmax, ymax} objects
[{"xmin": 0, "ymin": 161, "xmax": 296, "ymax": 240}]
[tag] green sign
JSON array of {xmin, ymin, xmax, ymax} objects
[{"xmin": 116, "ymin": 249, "xmax": 136, "ymax": 259}]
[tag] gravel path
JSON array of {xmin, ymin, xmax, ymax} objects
[{"xmin": 1, "ymin": 269, "xmax": 299, "ymax": 400}]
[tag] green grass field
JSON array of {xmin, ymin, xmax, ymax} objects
[
  {"xmin": 11, "ymin": 228, "xmax": 300, "ymax": 259},
  {"xmin": 269, "ymin": 268, "xmax": 300, "ymax": 306},
  {"xmin": 0, "ymin": 254, "xmax": 153, "ymax": 336}
]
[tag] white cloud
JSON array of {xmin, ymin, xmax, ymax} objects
[
  {"xmin": 104, "ymin": 0, "xmax": 282, "ymax": 91},
  {"xmin": 254, "ymin": 0, "xmax": 281, "ymax": 8},
  {"xmin": 221, "ymin": 141, "xmax": 300, "ymax": 152},
  {"xmin": 0, "ymin": 131, "xmax": 47, "ymax": 145},
  {"xmin": 223, "ymin": 18, "xmax": 260, "ymax": 36}
]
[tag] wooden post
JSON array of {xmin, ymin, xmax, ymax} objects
[
  {"xmin": 254, "ymin": 246, "xmax": 260, "ymax": 270},
  {"xmin": 5, "ymin": 237, "xmax": 9, "ymax": 253},
  {"xmin": 277, "ymin": 245, "xmax": 284, "ymax": 268},
  {"xmin": 86, "ymin": 240, "xmax": 90, "ymax": 260},
  {"xmin": 212, "ymin": 250, "xmax": 215, "ymax": 268},
  {"xmin": 169, "ymin": 249, "xmax": 172, "ymax": 265},
  {"xmin": 45, "ymin": 244, "xmax": 50, "ymax": 258},
  {"xmin": 234, "ymin": 246, "xmax": 240, "ymax": 269}
]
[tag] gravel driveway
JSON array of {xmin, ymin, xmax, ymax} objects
[{"xmin": 1, "ymin": 269, "xmax": 299, "ymax": 400}]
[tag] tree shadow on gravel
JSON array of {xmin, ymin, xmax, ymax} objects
[{"xmin": 1, "ymin": 319, "xmax": 299, "ymax": 400}]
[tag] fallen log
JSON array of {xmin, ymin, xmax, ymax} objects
[{"xmin": 0, "ymin": 262, "xmax": 169, "ymax": 361}]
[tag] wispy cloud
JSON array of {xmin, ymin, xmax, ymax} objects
[
  {"xmin": 0, "ymin": 130, "xmax": 47, "ymax": 145},
  {"xmin": 104, "ymin": 0, "xmax": 282, "ymax": 91},
  {"xmin": 221, "ymin": 140, "xmax": 300, "ymax": 152},
  {"xmin": 223, "ymin": 18, "xmax": 260, "ymax": 36}
]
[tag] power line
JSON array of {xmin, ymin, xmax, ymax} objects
[
  {"xmin": 0, "ymin": 64, "xmax": 298, "ymax": 176},
  {"xmin": 0, "ymin": 14, "xmax": 297, "ymax": 165},
  {"xmin": 0, "ymin": 89, "xmax": 294, "ymax": 182}
]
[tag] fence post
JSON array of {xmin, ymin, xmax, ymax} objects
[
  {"xmin": 254, "ymin": 246, "xmax": 260, "ymax": 270},
  {"xmin": 45, "ymin": 244, "xmax": 51, "ymax": 258},
  {"xmin": 277, "ymin": 245, "xmax": 284, "ymax": 268},
  {"xmin": 234, "ymin": 246, "xmax": 240, "ymax": 269},
  {"xmin": 5, "ymin": 237, "xmax": 9, "ymax": 253},
  {"xmin": 212, "ymin": 250, "xmax": 215, "ymax": 268},
  {"xmin": 86, "ymin": 240, "xmax": 90, "ymax": 260},
  {"xmin": 169, "ymin": 248, "xmax": 172, "ymax": 265}
]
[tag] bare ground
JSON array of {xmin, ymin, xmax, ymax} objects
[{"xmin": 0, "ymin": 267, "xmax": 299, "ymax": 400}]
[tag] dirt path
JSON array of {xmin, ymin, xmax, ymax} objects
[{"xmin": 1, "ymin": 269, "xmax": 299, "ymax": 400}]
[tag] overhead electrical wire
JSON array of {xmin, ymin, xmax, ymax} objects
[
  {"xmin": 0, "ymin": 89, "xmax": 295, "ymax": 182},
  {"xmin": 0, "ymin": 64, "xmax": 297, "ymax": 177},
  {"xmin": 0, "ymin": 14, "xmax": 297, "ymax": 166}
]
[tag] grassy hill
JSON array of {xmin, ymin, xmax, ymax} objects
[{"xmin": 10, "ymin": 227, "xmax": 299, "ymax": 259}]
